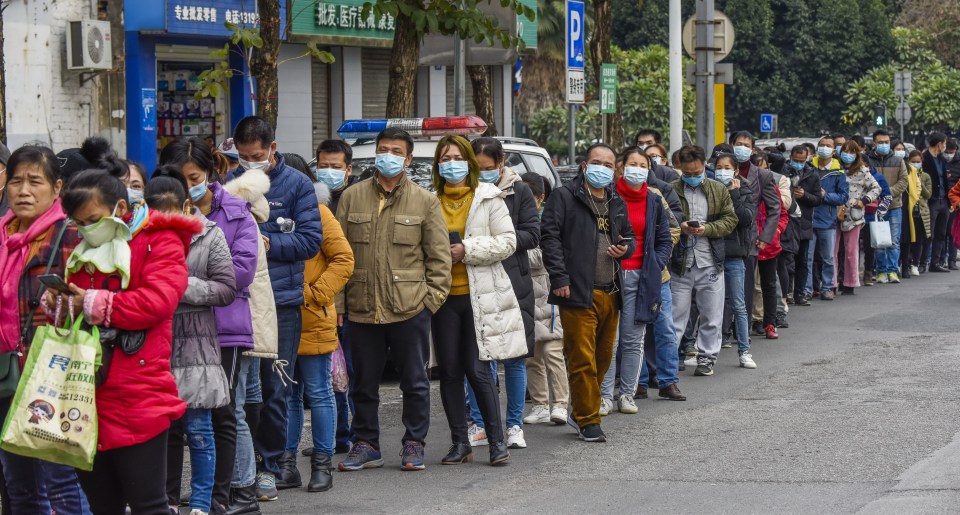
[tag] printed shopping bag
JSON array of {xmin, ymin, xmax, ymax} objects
[
  {"xmin": 869, "ymin": 219, "xmax": 894, "ymax": 249},
  {"xmin": 1, "ymin": 316, "xmax": 101, "ymax": 470},
  {"xmin": 331, "ymin": 343, "xmax": 349, "ymax": 393}
]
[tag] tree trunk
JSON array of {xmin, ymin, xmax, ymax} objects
[
  {"xmin": 589, "ymin": 0, "xmax": 623, "ymax": 148},
  {"xmin": 253, "ymin": 0, "xmax": 282, "ymax": 127},
  {"xmin": 468, "ymin": 65, "xmax": 497, "ymax": 136},
  {"xmin": 0, "ymin": 4, "xmax": 7, "ymax": 145},
  {"xmin": 386, "ymin": 2, "xmax": 421, "ymax": 118}
]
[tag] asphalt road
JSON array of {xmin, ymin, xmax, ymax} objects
[{"xmin": 235, "ymin": 270, "xmax": 960, "ymax": 514}]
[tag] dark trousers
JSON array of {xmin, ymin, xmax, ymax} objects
[
  {"xmin": 930, "ymin": 198, "xmax": 950, "ymax": 261},
  {"xmin": 335, "ymin": 322, "xmax": 354, "ymax": 449},
  {"xmin": 212, "ymin": 346, "xmax": 241, "ymax": 505},
  {"xmin": 861, "ymin": 222, "xmax": 876, "ymax": 272},
  {"xmin": 348, "ymin": 309, "xmax": 431, "ymax": 449},
  {"xmin": 254, "ymin": 306, "xmax": 302, "ymax": 475},
  {"xmin": 78, "ymin": 430, "xmax": 170, "ymax": 515},
  {"xmin": 911, "ymin": 212, "xmax": 930, "ymax": 265},
  {"xmin": 431, "ymin": 295, "xmax": 504, "ymax": 445},
  {"xmin": 949, "ymin": 212, "xmax": 958, "ymax": 263},
  {"xmin": 794, "ymin": 239, "xmax": 811, "ymax": 299},
  {"xmin": 745, "ymin": 255, "xmax": 779, "ymax": 326},
  {"xmin": 778, "ymin": 251, "xmax": 795, "ymax": 299}
]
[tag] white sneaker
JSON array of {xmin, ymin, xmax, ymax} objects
[
  {"xmin": 910, "ymin": 265, "xmax": 920, "ymax": 276},
  {"xmin": 618, "ymin": 394, "xmax": 639, "ymax": 414},
  {"xmin": 549, "ymin": 406, "xmax": 568, "ymax": 425},
  {"xmin": 189, "ymin": 510, "xmax": 209, "ymax": 515},
  {"xmin": 599, "ymin": 397, "xmax": 613, "ymax": 416},
  {"xmin": 506, "ymin": 425, "xmax": 527, "ymax": 449},
  {"xmin": 684, "ymin": 356, "xmax": 698, "ymax": 367},
  {"xmin": 523, "ymin": 404, "xmax": 551, "ymax": 425},
  {"xmin": 739, "ymin": 353, "xmax": 757, "ymax": 369},
  {"xmin": 467, "ymin": 423, "xmax": 488, "ymax": 446}
]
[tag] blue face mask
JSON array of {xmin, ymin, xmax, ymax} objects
[
  {"xmin": 439, "ymin": 160, "xmax": 470, "ymax": 184},
  {"xmin": 715, "ymin": 169, "xmax": 735, "ymax": 185},
  {"xmin": 623, "ymin": 166, "xmax": 648, "ymax": 186},
  {"xmin": 817, "ymin": 146, "xmax": 834, "ymax": 160},
  {"xmin": 584, "ymin": 164, "xmax": 614, "ymax": 189},
  {"xmin": 876, "ymin": 143, "xmax": 891, "ymax": 155},
  {"xmin": 733, "ymin": 145, "xmax": 752, "ymax": 163},
  {"xmin": 894, "ymin": 150, "xmax": 906, "ymax": 159},
  {"xmin": 788, "ymin": 161, "xmax": 805, "ymax": 172},
  {"xmin": 189, "ymin": 182, "xmax": 208, "ymax": 203},
  {"xmin": 479, "ymin": 169, "xmax": 500, "ymax": 184},
  {"xmin": 836, "ymin": 146, "xmax": 843, "ymax": 157},
  {"xmin": 840, "ymin": 152, "xmax": 857, "ymax": 165},
  {"xmin": 128, "ymin": 188, "xmax": 143, "ymax": 205},
  {"xmin": 682, "ymin": 173, "xmax": 705, "ymax": 188},
  {"xmin": 316, "ymin": 168, "xmax": 347, "ymax": 191},
  {"xmin": 375, "ymin": 153, "xmax": 406, "ymax": 178}
]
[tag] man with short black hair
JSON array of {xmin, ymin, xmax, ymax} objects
[
  {"xmin": 866, "ymin": 130, "xmax": 909, "ymax": 282},
  {"xmin": 922, "ymin": 132, "xmax": 952, "ymax": 272},
  {"xmin": 541, "ymin": 143, "xmax": 635, "ymax": 443},
  {"xmin": 785, "ymin": 146, "xmax": 822, "ymax": 306},
  {"xmin": 634, "ymin": 129, "xmax": 662, "ymax": 148},
  {"xmin": 832, "ymin": 133, "xmax": 848, "ymax": 158},
  {"xmin": 230, "ymin": 115, "xmax": 324, "ymax": 500}
]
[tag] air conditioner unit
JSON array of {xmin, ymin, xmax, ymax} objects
[{"xmin": 66, "ymin": 19, "xmax": 113, "ymax": 71}]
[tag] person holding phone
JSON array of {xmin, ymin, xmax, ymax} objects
[
  {"xmin": 541, "ymin": 143, "xmax": 636, "ymax": 443},
  {"xmin": 0, "ymin": 146, "xmax": 86, "ymax": 513}
]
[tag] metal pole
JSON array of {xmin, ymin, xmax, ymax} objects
[
  {"xmin": 668, "ymin": 0, "xmax": 683, "ymax": 153},
  {"xmin": 899, "ymin": 95, "xmax": 905, "ymax": 142},
  {"xmin": 601, "ymin": 114, "xmax": 607, "ymax": 145},
  {"xmin": 694, "ymin": 0, "xmax": 716, "ymax": 152},
  {"xmin": 454, "ymin": 30, "xmax": 466, "ymax": 115},
  {"xmin": 568, "ymin": 104, "xmax": 576, "ymax": 164}
]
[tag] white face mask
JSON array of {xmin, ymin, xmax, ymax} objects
[{"xmin": 239, "ymin": 158, "xmax": 271, "ymax": 173}]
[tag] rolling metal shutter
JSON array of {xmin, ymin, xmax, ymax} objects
[
  {"xmin": 312, "ymin": 57, "xmax": 331, "ymax": 148},
  {"xmin": 361, "ymin": 48, "xmax": 392, "ymax": 119}
]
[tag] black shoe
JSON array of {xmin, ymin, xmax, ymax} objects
[
  {"xmin": 441, "ymin": 443, "xmax": 473, "ymax": 465},
  {"xmin": 634, "ymin": 387, "xmax": 648, "ymax": 399},
  {"xmin": 275, "ymin": 451, "xmax": 302, "ymax": 490},
  {"xmin": 579, "ymin": 424, "xmax": 607, "ymax": 442},
  {"xmin": 307, "ymin": 453, "xmax": 333, "ymax": 492},
  {"xmin": 335, "ymin": 442, "xmax": 350, "ymax": 454},
  {"xmin": 919, "ymin": 263, "xmax": 927, "ymax": 273},
  {"xmin": 301, "ymin": 447, "xmax": 313, "ymax": 457},
  {"xmin": 775, "ymin": 312, "xmax": 789, "ymax": 329},
  {"xmin": 225, "ymin": 484, "xmax": 261, "ymax": 515},
  {"xmin": 950, "ymin": 262, "xmax": 960, "ymax": 271},
  {"xmin": 840, "ymin": 286, "xmax": 855, "ymax": 295},
  {"xmin": 489, "ymin": 441, "xmax": 510, "ymax": 465},
  {"xmin": 795, "ymin": 295, "xmax": 812, "ymax": 306},
  {"xmin": 694, "ymin": 358, "xmax": 714, "ymax": 377},
  {"xmin": 658, "ymin": 383, "xmax": 687, "ymax": 401},
  {"xmin": 678, "ymin": 360, "xmax": 686, "ymax": 371},
  {"xmin": 179, "ymin": 492, "xmax": 191, "ymax": 507},
  {"xmin": 752, "ymin": 322, "xmax": 765, "ymax": 336}
]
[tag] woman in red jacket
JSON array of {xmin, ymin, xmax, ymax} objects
[{"xmin": 48, "ymin": 165, "xmax": 196, "ymax": 513}]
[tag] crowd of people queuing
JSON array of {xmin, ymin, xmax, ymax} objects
[{"xmin": 0, "ymin": 116, "xmax": 958, "ymax": 514}]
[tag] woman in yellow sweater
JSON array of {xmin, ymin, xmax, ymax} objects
[{"xmin": 430, "ymin": 135, "xmax": 527, "ymax": 467}]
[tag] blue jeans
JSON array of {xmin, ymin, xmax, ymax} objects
[
  {"xmin": 255, "ymin": 306, "xmax": 301, "ymax": 475},
  {"xmin": 639, "ymin": 280, "xmax": 680, "ymax": 388},
  {"xmin": 875, "ymin": 208, "xmax": 903, "ymax": 273},
  {"xmin": 723, "ymin": 258, "xmax": 750, "ymax": 354},
  {"xmin": 601, "ymin": 269, "xmax": 645, "ymax": 398},
  {"xmin": 335, "ymin": 321, "xmax": 354, "ymax": 449},
  {"xmin": 184, "ymin": 408, "xmax": 216, "ymax": 512},
  {"xmin": 809, "ymin": 227, "xmax": 837, "ymax": 294},
  {"xmin": 232, "ymin": 355, "xmax": 259, "ymax": 488},
  {"xmin": 287, "ymin": 353, "xmax": 337, "ymax": 457}
]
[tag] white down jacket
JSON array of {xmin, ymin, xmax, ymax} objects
[{"xmin": 462, "ymin": 182, "xmax": 527, "ymax": 361}]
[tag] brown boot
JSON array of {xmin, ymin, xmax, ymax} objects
[
  {"xmin": 658, "ymin": 383, "xmax": 687, "ymax": 401},
  {"xmin": 863, "ymin": 271, "xmax": 874, "ymax": 286}
]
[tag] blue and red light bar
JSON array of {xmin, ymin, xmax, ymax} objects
[{"xmin": 337, "ymin": 116, "xmax": 488, "ymax": 139}]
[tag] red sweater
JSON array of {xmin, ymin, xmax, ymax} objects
[{"xmin": 616, "ymin": 178, "xmax": 647, "ymax": 270}]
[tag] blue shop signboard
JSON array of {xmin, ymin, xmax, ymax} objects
[{"xmin": 165, "ymin": 0, "xmax": 286, "ymax": 37}]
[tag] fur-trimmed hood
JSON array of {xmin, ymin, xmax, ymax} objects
[
  {"xmin": 142, "ymin": 211, "xmax": 204, "ymax": 255},
  {"xmin": 313, "ymin": 181, "xmax": 331, "ymax": 207},
  {"xmin": 224, "ymin": 168, "xmax": 271, "ymax": 223}
]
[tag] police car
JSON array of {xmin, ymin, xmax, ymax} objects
[{"xmin": 334, "ymin": 116, "xmax": 561, "ymax": 190}]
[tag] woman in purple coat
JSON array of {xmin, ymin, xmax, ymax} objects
[{"xmin": 160, "ymin": 137, "xmax": 260, "ymax": 512}]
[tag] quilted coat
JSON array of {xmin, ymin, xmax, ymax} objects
[
  {"xmin": 528, "ymin": 247, "xmax": 562, "ymax": 343},
  {"xmin": 461, "ymin": 182, "xmax": 527, "ymax": 361},
  {"xmin": 67, "ymin": 212, "xmax": 197, "ymax": 452},
  {"xmin": 300, "ymin": 183, "xmax": 355, "ymax": 356},
  {"xmin": 224, "ymin": 168, "xmax": 278, "ymax": 359},
  {"xmin": 172, "ymin": 213, "xmax": 236, "ymax": 409}
]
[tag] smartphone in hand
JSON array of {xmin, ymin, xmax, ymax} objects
[
  {"xmin": 38, "ymin": 274, "xmax": 72, "ymax": 295},
  {"xmin": 687, "ymin": 220, "xmax": 702, "ymax": 228}
]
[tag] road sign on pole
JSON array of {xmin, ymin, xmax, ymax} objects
[
  {"xmin": 895, "ymin": 71, "xmax": 913, "ymax": 97},
  {"xmin": 682, "ymin": 10, "xmax": 735, "ymax": 62},
  {"xmin": 565, "ymin": 0, "xmax": 585, "ymax": 104},
  {"xmin": 895, "ymin": 102, "xmax": 912, "ymax": 126},
  {"xmin": 760, "ymin": 113, "xmax": 777, "ymax": 134},
  {"xmin": 600, "ymin": 64, "xmax": 617, "ymax": 114}
]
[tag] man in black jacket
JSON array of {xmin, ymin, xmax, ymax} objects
[
  {"xmin": 922, "ymin": 132, "xmax": 952, "ymax": 272},
  {"xmin": 541, "ymin": 143, "xmax": 635, "ymax": 443},
  {"xmin": 784, "ymin": 146, "xmax": 823, "ymax": 305}
]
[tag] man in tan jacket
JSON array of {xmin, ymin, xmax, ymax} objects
[{"xmin": 335, "ymin": 127, "xmax": 452, "ymax": 472}]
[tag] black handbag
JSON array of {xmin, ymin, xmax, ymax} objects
[{"xmin": 93, "ymin": 274, "xmax": 147, "ymax": 388}]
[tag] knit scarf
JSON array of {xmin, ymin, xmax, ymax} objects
[
  {"xmin": 615, "ymin": 178, "xmax": 647, "ymax": 270},
  {"xmin": 0, "ymin": 198, "xmax": 67, "ymax": 350}
]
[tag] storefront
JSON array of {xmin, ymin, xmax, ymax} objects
[{"xmin": 124, "ymin": 1, "xmax": 284, "ymax": 171}]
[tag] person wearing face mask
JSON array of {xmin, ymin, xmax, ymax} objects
[
  {"xmin": 669, "ymin": 146, "xmax": 738, "ymax": 377},
  {"xmin": 520, "ymin": 173, "xmax": 572, "ymax": 425},
  {"xmin": 921, "ymin": 132, "xmax": 953, "ymax": 272},
  {"xmin": 942, "ymin": 139, "xmax": 960, "ymax": 270},
  {"xmin": 905, "ymin": 151, "xmax": 933, "ymax": 275},
  {"xmin": 49, "ymin": 165, "xmax": 197, "ymax": 514},
  {"xmin": 808, "ymin": 136, "xmax": 849, "ymax": 301},
  {"xmin": 122, "ymin": 160, "xmax": 147, "ymax": 205},
  {"xmin": 159, "ymin": 137, "xmax": 261, "ymax": 511},
  {"xmin": 865, "ymin": 130, "xmax": 909, "ymax": 284},
  {"xmin": 147, "ymin": 166, "xmax": 237, "ymax": 515},
  {"xmin": 597, "ymin": 147, "xmax": 675, "ymax": 413},
  {"xmin": 227, "ymin": 116, "xmax": 323, "ymax": 500},
  {"xmin": 336, "ymin": 127, "xmax": 451, "ymax": 472},
  {"xmin": 834, "ymin": 142, "xmax": 880, "ymax": 295},
  {"xmin": 460, "ymin": 138, "xmax": 538, "ymax": 450},
  {"xmin": 0, "ymin": 146, "xmax": 88, "ymax": 514},
  {"xmin": 784, "ymin": 146, "xmax": 823, "ymax": 306},
  {"xmin": 541, "ymin": 143, "xmax": 635, "ymax": 442},
  {"xmin": 710, "ymin": 152, "xmax": 758, "ymax": 368},
  {"xmin": 427, "ymin": 135, "xmax": 523, "ymax": 466},
  {"xmin": 833, "ymin": 133, "xmax": 848, "ymax": 160}
]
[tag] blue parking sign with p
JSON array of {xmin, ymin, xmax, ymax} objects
[
  {"xmin": 760, "ymin": 113, "xmax": 774, "ymax": 133},
  {"xmin": 566, "ymin": 0, "xmax": 585, "ymax": 71}
]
